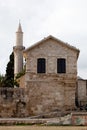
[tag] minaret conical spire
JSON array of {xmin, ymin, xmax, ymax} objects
[
  {"xmin": 17, "ymin": 21, "xmax": 22, "ymax": 32},
  {"xmin": 16, "ymin": 21, "xmax": 23, "ymax": 46}
]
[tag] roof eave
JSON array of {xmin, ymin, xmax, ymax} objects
[{"xmin": 23, "ymin": 35, "xmax": 80, "ymax": 55}]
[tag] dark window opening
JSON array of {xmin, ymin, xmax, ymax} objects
[
  {"xmin": 57, "ymin": 58, "xmax": 66, "ymax": 73},
  {"xmin": 37, "ymin": 58, "xmax": 46, "ymax": 73}
]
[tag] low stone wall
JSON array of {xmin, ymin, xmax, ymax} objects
[
  {"xmin": 72, "ymin": 112, "xmax": 87, "ymax": 125},
  {"xmin": 0, "ymin": 114, "xmax": 71, "ymax": 125},
  {"xmin": 0, "ymin": 87, "xmax": 72, "ymax": 118},
  {"xmin": 0, "ymin": 87, "xmax": 87, "ymax": 126},
  {"xmin": 0, "ymin": 112, "xmax": 87, "ymax": 125},
  {"xmin": 0, "ymin": 88, "xmax": 29, "ymax": 117}
]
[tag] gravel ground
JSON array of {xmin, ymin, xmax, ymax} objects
[{"xmin": 0, "ymin": 126, "xmax": 87, "ymax": 130}]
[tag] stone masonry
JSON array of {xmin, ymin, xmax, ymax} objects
[
  {"xmin": 22, "ymin": 35, "xmax": 79, "ymax": 116},
  {"xmin": 0, "ymin": 35, "xmax": 80, "ymax": 117},
  {"xmin": 0, "ymin": 88, "xmax": 29, "ymax": 117},
  {"xmin": 77, "ymin": 77, "xmax": 87, "ymax": 106},
  {"xmin": 13, "ymin": 23, "xmax": 80, "ymax": 117},
  {"xmin": 0, "ymin": 33, "xmax": 80, "ymax": 117}
]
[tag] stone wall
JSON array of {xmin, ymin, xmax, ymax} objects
[
  {"xmin": 25, "ymin": 39, "xmax": 78, "ymax": 76},
  {"xmin": 72, "ymin": 112, "xmax": 87, "ymax": 125},
  {"xmin": 25, "ymin": 75, "xmax": 76, "ymax": 116},
  {"xmin": 23, "ymin": 38, "xmax": 79, "ymax": 115},
  {"xmin": 77, "ymin": 79, "xmax": 87, "ymax": 106},
  {"xmin": 0, "ymin": 88, "xmax": 29, "ymax": 117},
  {"xmin": 0, "ymin": 87, "xmax": 73, "ymax": 118}
]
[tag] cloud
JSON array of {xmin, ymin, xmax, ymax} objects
[{"xmin": 0, "ymin": 0, "xmax": 87, "ymax": 79}]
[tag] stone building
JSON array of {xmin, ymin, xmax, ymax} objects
[
  {"xmin": 0, "ymin": 23, "xmax": 80, "ymax": 117},
  {"xmin": 13, "ymin": 23, "xmax": 80, "ymax": 116}
]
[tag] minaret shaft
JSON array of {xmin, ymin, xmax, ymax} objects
[{"xmin": 16, "ymin": 32, "xmax": 23, "ymax": 46}]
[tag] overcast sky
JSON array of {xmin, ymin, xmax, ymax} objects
[{"xmin": 0, "ymin": 0, "xmax": 87, "ymax": 79}]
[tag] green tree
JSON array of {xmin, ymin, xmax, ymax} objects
[{"xmin": 4, "ymin": 52, "xmax": 14, "ymax": 87}]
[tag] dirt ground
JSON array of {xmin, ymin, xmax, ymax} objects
[{"xmin": 0, "ymin": 126, "xmax": 87, "ymax": 130}]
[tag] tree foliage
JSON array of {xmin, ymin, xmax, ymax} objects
[
  {"xmin": 6, "ymin": 52, "xmax": 14, "ymax": 80},
  {"xmin": 1, "ymin": 51, "xmax": 24, "ymax": 87},
  {"xmin": 4, "ymin": 52, "xmax": 14, "ymax": 87}
]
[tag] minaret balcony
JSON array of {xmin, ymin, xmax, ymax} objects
[{"xmin": 13, "ymin": 46, "xmax": 25, "ymax": 51}]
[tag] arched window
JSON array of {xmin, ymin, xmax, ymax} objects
[
  {"xmin": 57, "ymin": 58, "xmax": 66, "ymax": 73},
  {"xmin": 37, "ymin": 58, "xmax": 46, "ymax": 73}
]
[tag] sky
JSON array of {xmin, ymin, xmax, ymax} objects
[{"xmin": 0, "ymin": 0, "xmax": 87, "ymax": 79}]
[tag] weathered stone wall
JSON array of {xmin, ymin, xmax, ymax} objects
[
  {"xmin": 72, "ymin": 112, "xmax": 87, "ymax": 125},
  {"xmin": 77, "ymin": 79, "xmax": 87, "ymax": 106},
  {"xmin": 25, "ymin": 79, "xmax": 76, "ymax": 116},
  {"xmin": 25, "ymin": 39, "xmax": 78, "ymax": 76},
  {"xmin": 24, "ymin": 38, "xmax": 78, "ymax": 115},
  {"xmin": 0, "ymin": 88, "xmax": 29, "ymax": 117},
  {"xmin": 0, "ymin": 86, "xmax": 73, "ymax": 117}
]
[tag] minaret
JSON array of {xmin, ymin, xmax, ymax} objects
[{"xmin": 13, "ymin": 22, "xmax": 25, "ymax": 77}]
